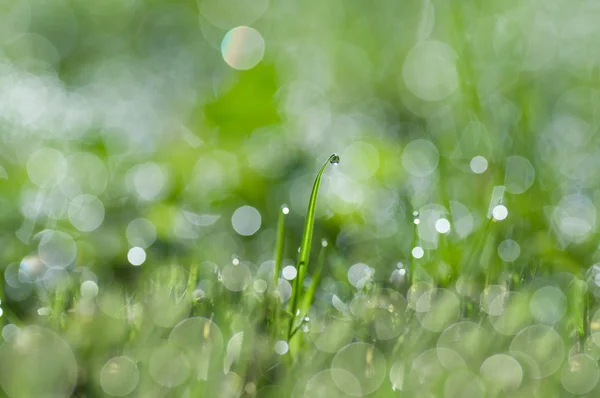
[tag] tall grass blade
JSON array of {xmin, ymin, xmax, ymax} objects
[
  {"xmin": 288, "ymin": 154, "xmax": 338, "ymax": 338},
  {"xmin": 299, "ymin": 238, "xmax": 328, "ymax": 319},
  {"xmin": 273, "ymin": 205, "xmax": 289, "ymax": 288}
]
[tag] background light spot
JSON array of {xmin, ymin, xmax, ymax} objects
[
  {"xmin": 497, "ymin": 239, "xmax": 520, "ymax": 262},
  {"xmin": 221, "ymin": 26, "xmax": 265, "ymax": 70},
  {"xmin": 412, "ymin": 246, "xmax": 424, "ymax": 259},
  {"xmin": 402, "ymin": 41, "xmax": 459, "ymax": 101},
  {"xmin": 100, "ymin": 356, "xmax": 139, "ymax": 397},
  {"xmin": 127, "ymin": 247, "xmax": 146, "ymax": 266},
  {"xmin": 402, "ymin": 139, "xmax": 440, "ymax": 177},
  {"xmin": 274, "ymin": 340, "xmax": 289, "ymax": 355},
  {"xmin": 492, "ymin": 205, "xmax": 508, "ymax": 221},
  {"xmin": 68, "ymin": 194, "xmax": 105, "ymax": 232},
  {"xmin": 435, "ymin": 218, "xmax": 451, "ymax": 234},
  {"xmin": 231, "ymin": 206, "xmax": 261, "ymax": 236},
  {"xmin": 282, "ymin": 265, "xmax": 297, "ymax": 281},
  {"xmin": 470, "ymin": 156, "xmax": 488, "ymax": 174}
]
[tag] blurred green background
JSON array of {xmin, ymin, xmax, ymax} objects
[{"xmin": 2, "ymin": 0, "xmax": 600, "ymax": 396}]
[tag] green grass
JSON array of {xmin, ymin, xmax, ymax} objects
[
  {"xmin": 3, "ymin": 154, "xmax": 598, "ymax": 397},
  {"xmin": 288, "ymin": 154, "xmax": 339, "ymax": 341}
]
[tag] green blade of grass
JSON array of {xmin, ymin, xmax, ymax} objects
[
  {"xmin": 273, "ymin": 205, "xmax": 289, "ymax": 288},
  {"xmin": 188, "ymin": 263, "xmax": 198, "ymax": 302},
  {"xmin": 299, "ymin": 238, "xmax": 328, "ymax": 317},
  {"xmin": 271, "ymin": 205, "xmax": 289, "ymax": 340},
  {"xmin": 288, "ymin": 238, "xmax": 329, "ymax": 339},
  {"xmin": 288, "ymin": 153, "xmax": 339, "ymax": 339}
]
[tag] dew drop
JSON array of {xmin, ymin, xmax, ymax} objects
[
  {"xmin": 282, "ymin": 265, "xmax": 297, "ymax": 281},
  {"xmin": 435, "ymin": 218, "xmax": 451, "ymax": 234},
  {"xmin": 412, "ymin": 246, "xmax": 424, "ymax": 259},
  {"xmin": 253, "ymin": 279, "xmax": 267, "ymax": 293},
  {"xmin": 127, "ymin": 247, "xmax": 146, "ymax": 266},
  {"xmin": 37, "ymin": 307, "xmax": 51, "ymax": 316},
  {"xmin": 281, "ymin": 205, "xmax": 290, "ymax": 215},
  {"xmin": 274, "ymin": 340, "xmax": 289, "ymax": 355},
  {"xmin": 329, "ymin": 154, "xmax": 340, "ymax": 165},
  {"xmin": 492, "ymin": 205, "xmax": 508, "ymax": 221}
]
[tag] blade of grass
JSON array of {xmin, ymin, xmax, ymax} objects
[
  {"xmin": 273, "ymin": 205, "xmax": 289, "ymax": 288},
  {"xmin": 289, "ymin": 239, "xmax": 329, "ymax": 340},
  {"xmin": 187, "ymin": 263, "xmax": 198, "ymax": 302},
  {"xmin": 271, "ymin": 205, "xmax": 289, "ymax": 339},
  {"xmin": 299, "ymin": 238, "xmax": 328, "ymax": 317},
  {"xmin": 288, "ymin": 154, "xmax": 339, "ymax": 339}
]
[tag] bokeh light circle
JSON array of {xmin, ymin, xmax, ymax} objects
[
  {"xmin": 100, "ymin": 356, "xmax": 139, "ymax": 396},
  {"xmin": 504, "ymin": 155, "xmax": 535, "ymax": 194},
  {"xmin": 149, "ymin": 344, "xmax": 190, "ymax": 387},
  {"xmin": 68, "ymin": 194, "xmax": 105, "ymax": 232},
  {"xmin": 0, "ymin": 326, "xmax": 78, "ymax": 397},
  {"xmin": 305, "ymin": 369, "xmax": 360, "ymax": 398},
  {"xmin": 169, "ymin": 317, "xmax": 224, "ymax": 381},
  {"xmin": 560, "ymin": 354, "xmax": 599, "ymax": 395},
  {"xmin": 492, "ymin": 205, "xmax": 508, "ymax": 221},
  {"xmin": 416, "ymin": 288, "xmax": 460, "ymax": 332},
  {"xmin": 480, "ymin": 354, "xmax": 522, "ymax": 392},
  {"xmin": 221, "ymin": 262, "xmax": 251, "ymax": 291},
  {"xmin": 231, "ymin": 205, "xmax": 261, "ymax": 236},
  {"xmin": 27, "ymin": 147, "xmax": 67, "ymax": 187},
  {"xmin": 529, "ymin": 286, "xmax": 566, "ymax": 324},
  {"xmin": 470, "ymin": 156, "xmax": 488, "ymax": 174},
  {"xmin": 402, "ymin": 139, "xmax": 440, "ymax": 177},
  {"xmin": 127, "ymin": 247, "xmax": 146, "ymax": 266},
  {"xmin": 331, "ymin": 342, "xmax": 386, "ymax": 396},
  {"xmin": 438, "ymin": 321, "xmax": 490, "ymax": 367},
  {"xmin": 126, "ymin": 218, "xmax": 156, "ymax": 249},
  {"xmin": 38, "ymin": 230, "xmax": 77, "ymax": 268},
  {"xmin": 510, "ymin": 324, "xmax": 565, "ymax": 378},
  {"xmin": 497, "ymin": 239, "xmax": 520, "ymax": 262},
  {"xmin": 221, "ymin": 26, "xmax": 265, "ymax": 70},
  {"xmin": 402, "ymin": 41, "xmax": 459, "ymax": 101},
  {"xmin": 409, "ymin": 348, "xmax": 466, "ymax": 389}
]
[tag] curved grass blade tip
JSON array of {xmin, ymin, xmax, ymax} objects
[{"xmin": 288, "ymin": 153, "xmax": 339, "ymax": 337}]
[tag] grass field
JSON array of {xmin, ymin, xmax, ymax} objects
[{"xmin": 2, "ymin": 0, "xmax": 600, "ymax": 397}]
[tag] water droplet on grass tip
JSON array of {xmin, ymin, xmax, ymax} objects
[
  {"xmin": 281, "ymin": 205, "xmax": 290, "ymax": 215},
  {"xmin": 329, "ymin": 154, "xmax": 340, "ymax": 165}
]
